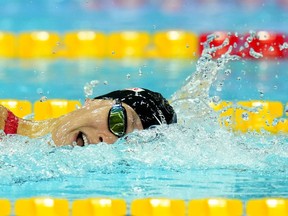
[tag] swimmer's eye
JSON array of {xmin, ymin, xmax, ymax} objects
[{"xmin": 108, "ymin": 100, "xmax": 127, "ymax": 138}]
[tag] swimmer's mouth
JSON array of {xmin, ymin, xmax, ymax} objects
[{"xmin": 75, "ymin": 132, "xmax": 89, "ymax": 147}]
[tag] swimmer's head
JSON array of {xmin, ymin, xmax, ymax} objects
[{"xmin": 94, "ymin": 87, "xmax": 177, "ymax": 129}]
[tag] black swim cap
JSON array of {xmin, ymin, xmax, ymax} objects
[{"xmin": 94, "ymin": 88, "xmax": 177, "ymax": 129}]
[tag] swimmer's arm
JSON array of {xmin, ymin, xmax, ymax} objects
[
  {"xmin": 0, "ymin": 105, "xmax": 8, "ymax": 131},
  {"xmin": 18, "ymin": 118, "xmax": 57, "ymax": 138},
  {"xmin": 0, "ymin": 104, "xmax": 57, "ymax": 138}
]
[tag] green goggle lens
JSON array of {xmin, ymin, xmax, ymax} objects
[{"xmin": 108, "ymin": 104, "xmax": 127, "ymax": 137}]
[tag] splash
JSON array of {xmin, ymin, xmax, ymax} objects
[
  {"xmin": 83, "ymin": 80, "xmax": 100, "ymax": 98},
  {"xmin": 0, "ymin": 32, "xmax": 288, "ymax": 202},
  {"xmin": 171, "ymin": 32, "xmax": 240, "ymax": 123}
]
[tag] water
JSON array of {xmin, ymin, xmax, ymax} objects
[
  {"xmin": 1, "ymin": 119, "xmax": 288, "ymax": 202},
  {"xmin": 0, "ymin": 59, "xmax": 192, "ymax": 102},
  {"xmin": 1, "ymin": 0, "xmax": 288, "ymax": 208},
  {"xmin": 1, "ymin": 32, "xmax": 288, "ymax": 204}
]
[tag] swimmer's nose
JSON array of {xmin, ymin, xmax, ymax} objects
[{"xmin": 99, "ymin": 136, "xmax": 103, "ymax": 143}]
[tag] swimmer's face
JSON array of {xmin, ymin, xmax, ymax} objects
[{"xmin": 50, "ymin": 99, "xmax": 143, "ymax": 146}]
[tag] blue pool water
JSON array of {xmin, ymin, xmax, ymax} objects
[
  {"xmin": 0, "ymin": 59, "xmax": 192, "ymax": 102},
  {"xmin": 1, "ymin": 59, "xmax": 288, "ymax": 103},
  {"xmin": 1, "ymin": 0, "xmax": 288, "ymax": 206}
]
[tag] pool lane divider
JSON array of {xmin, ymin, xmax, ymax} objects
[
  {"xmin": 0, "ymin": 197, "xmax": 288, "ymax": 216},
  {"xmin": 0, "ymin": 31, "xmax": 287, "ymax": 59},
  {"xmin": 0, "ymin": 99, "xmax": 288, "ymax": 134}
]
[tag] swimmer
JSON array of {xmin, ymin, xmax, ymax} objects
[{"xmin": 0, "ymin": 88, "xmax": 177, "ymax": 146}]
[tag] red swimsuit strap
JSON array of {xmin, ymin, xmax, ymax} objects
[{"xmin": 4, "ymin": 110, "xmax": 19, "ymax": 134}]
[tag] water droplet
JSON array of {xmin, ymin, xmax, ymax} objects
[
  {"xmin": 279, "ymin": 42, "xmax": 288, "ymax": 51},
  {"xmin": 242, "ymin": 112, "xmax": 249, "ymax": 121},
  {"xmin": 138, "ymin": 68, "xmax": 143, "ymax": 76},
  {"xmin": 273, "ymin": 85, "xmax": 278, "ymax": 90},
  {"xmin": 84, "ymin": 80, "xmax": 99, "ymax": 97},
  {"xmin": 272, "ymin": 118, "xmax": 279, "ymax": 126},
  {"xmin": 237, "ymin": 76, "xmax": 241, "ymax": 81},
  {"xmin": 90, "ymin": 80, "xmax": 99, "ymax": 86},
  {"xmin": 111, "ymin": 51, "xmax": 115, "ymax": 55},
  {"xmin": 225, "ymin": 116, "xmax": 232, "ymax": 124},
  {"xmin": 126, "ymin": 74, "xmax": 131, "ymax": 79},
  {"xmin": 216, "ymin": 82, "xmax": 223, "ymax": 92},
  {"xmin": 258, "ymin": 90, "xmax": 264, "ymax": 98},
  {"xmin": 285, "ymin": 105, "xmax": 288, "ymax": 115},
  {"xmin": 103, "ymin": 81, "xmax": 108, "ymax": 85},
  {"xmin": 246, "ymin": 36, "xmax": 253, "ymax": 43},
  {"xmin": 269, "ymin": 46, "xmax": 275, "ymax": 52},
  {"xmin": 244, "ymin": 42, "xmax": 249, "ymax": 48},
  {"xmin": 212, "ymin": 96, "xmax": 221, "ymax": 103},
  {"xmin": 225, "ymin": 69, "xmax": 231, "ymax": 76},
  {"xmin": 194, "ymin": 98, "xmax": 200, "ymax": 104},
  {"xmin": 39, "ymin": 96, "xmax": 47, "ymax": 102},
  {"xmin": 249, "ymin": 48, "xmax": 263, "ymax": 59}
]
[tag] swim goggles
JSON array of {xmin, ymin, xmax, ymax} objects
[{"xmin": 108, "ymin": 99, "xmax": 127, "ymax": 137}]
